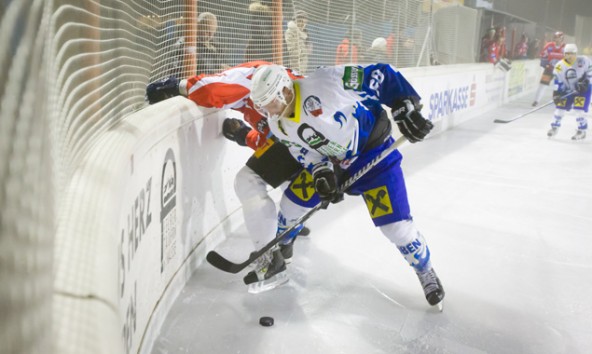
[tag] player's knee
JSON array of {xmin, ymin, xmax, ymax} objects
[
  {"xmin": 379, "ymin": 219, "xmax": 418, "ymax": 245},
  {"xmin": 234, "ymin": 166, "xmax": 268, "ymax": 203},
  {"xmin": 553, "ymin": 109, "xmax": 566, "ymax": 118}
]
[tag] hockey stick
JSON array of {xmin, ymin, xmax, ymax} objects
[
  {"xmin": 493, "ymin": 91, "xmax": 575, "ymax": 124},
  {"xmin": 206, "ymin": 135, "xmax": 409, "ymax": 273}
]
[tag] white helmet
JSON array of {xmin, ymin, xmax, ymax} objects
[
  {"xmin": 250, "ymin": 65, "xmax": 294, "ymax": 119},
  {"xmin": 564, "ymin": 43, "xmax": 578, "ymax": 54}
]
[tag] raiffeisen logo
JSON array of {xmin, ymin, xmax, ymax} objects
[{"xmin": 428, "ymin": 84, "xmax": 471, "ymax": 120}]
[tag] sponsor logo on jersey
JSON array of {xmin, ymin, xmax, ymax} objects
[
  {"xmin": 289, "ymin": 170, "xmax": 315, "ymax": 201},
  {"xmin": 296, "ymin": 123, "xmax": 348, "ymax": 157},
  {"xmin": 342, "ymin": 66, "xmax": 363, "ymax": 90},
  {"xmin": 297, "ymin": 124, "xmax": 329, "ymax": 150},
  {"xmin": 363, "ymin": 185, "xmax": 392, "ymax": 218},
  {"xmin": 303, "ymin": 95, "xmax": 323, "ymax": 117}
]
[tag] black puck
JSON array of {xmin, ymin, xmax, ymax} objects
[{"xmin": 259, "ymin": 316, "xmax": 274, "ymax": 327}]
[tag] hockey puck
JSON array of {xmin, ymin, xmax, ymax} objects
[{"xmin": 259, "ymin": 316, "xmax": 274, "ymax": 327}]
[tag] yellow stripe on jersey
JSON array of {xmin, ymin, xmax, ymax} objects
[{"xmin": 285, "ymin": 82, "xmax": 302, "ymax": 124}]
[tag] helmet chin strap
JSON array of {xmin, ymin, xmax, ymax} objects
[{"xmin": 279, "ymin": 95, "xmax": 295, "ymax": 118}]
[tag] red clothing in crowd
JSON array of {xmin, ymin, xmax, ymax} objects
[{"xmin": 335, "ymin": 38, "xmax": 359, "ymax": 65}]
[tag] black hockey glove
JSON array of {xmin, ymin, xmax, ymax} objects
[
  {"xmin": 222, "ymin": 118, "xmax": 251, "ymax": 146},
  {"xmin": 312, "ymin": 161, "xmax": 344, "ymax": 208},
  {"xmin": 391, "ymin": 99, "xmax": 433, "ymax": 143},
  {"xmin": 145, "ymin": 76, "xmax": 180, "ymax": 104},
  {"xmin": 576, "ymin": 76, "xmax": 590, "ymax": 94},
  {"xmin": 553, "ymin": 91, "xmax": 566, "ymax": 105}
]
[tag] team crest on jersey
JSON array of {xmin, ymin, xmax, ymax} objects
[
  {"xmin": 342, "ymin": 66, "xmax": 363, "ymax": 90},
  {"xmin": 303, "ymin": 95, "xmax": 323, "ymax": 117}
]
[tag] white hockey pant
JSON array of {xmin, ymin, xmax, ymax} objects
[
  {"xmin": 234, "ymin": 165, "xmax": 278, "ymax": 248},
  {"xmin": 534, "ymin": 83, "xmax": 548, "ymax": 103},
  {"xmin": 379, "ymin": 219, "xmax": 432, "ymax": 273}
]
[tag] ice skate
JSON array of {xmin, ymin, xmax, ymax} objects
[
  {"xmin": 244, "ymin": 247, "xmax": 288, "ymax": 293},
  {"xmin": 571, "ymin": 129, "xmax": 586, "ymax": 140},
  {"xmin": 547, "ymin": 127, "xmax": 558, "ymax": 137},
  {"xmin": 416, "ymin": 267, "xmax": 445, "ymax": 310},
  {"xmin": 298, "ymin": 225, "xmax": 310, "ymax": 236},
  {"xmin": 279, "ymin": 238, "xmax": 295, "ymax": 263}
]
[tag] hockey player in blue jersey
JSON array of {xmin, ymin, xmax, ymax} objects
[
  {"xmin": 547, "ymin": 43, "xmax": 592, "ymax": 140},
  {"xmin": 246, "ymin": 63, "xmax": 445, "ymax": 308}
]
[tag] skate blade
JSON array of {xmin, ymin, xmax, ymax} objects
[
  {"xmin": 434, "ymin": 302, "xmax": 443, "ymax": 312},
  {"xmin": 247, "ymin": 273, "xmax": 289, "ymax": 294}
]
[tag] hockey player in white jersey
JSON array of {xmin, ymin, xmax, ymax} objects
[
  {"xmin": 547, "ymin": 44, "xmax": 592, "ymax": 140},
  {"xmin": 248, "ymin": 63, "xmax": 445, "ymax": 308}
]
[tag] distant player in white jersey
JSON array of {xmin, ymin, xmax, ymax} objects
[
  {"xmin": 248, "ymin": 63, "xmax": 445, "ymax": 308},
  {"xmin": 547, "ymin": 44, "xmax": 592, "ymax": 140}
]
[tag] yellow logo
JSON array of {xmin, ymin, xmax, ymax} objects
[
  {"xmin": 289, "ymin": 170, "xmax": 315, "ymax": 201},
  {"xmin": 574, "ymin": 96, "xmax": 586, "ymax": 108},
  {"xmin": 363, "ymin": 186, "xmax": 393, "ymax": 218}
]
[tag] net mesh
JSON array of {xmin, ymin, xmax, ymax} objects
[
  {"xmin": 0, "ymin": 0, "xmax": 54, "ymax": 353},
  {"xmin": 2, "ymin": 0, "xmax": 478, "ymax": 353}
]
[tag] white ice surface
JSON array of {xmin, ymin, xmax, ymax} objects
[{"xmin": 151, "ymin": 96, "xmax": 592, "ymax": 354}]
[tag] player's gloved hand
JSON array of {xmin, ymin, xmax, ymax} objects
[
  {"xmin": 312, "ymin": 161, "xmax": 343, "ymax": 208},
  {"xmin": 391, "ymin": 99, "xmax": 433, "ymax": 143},
  {"xmin": 553, "ymin": 91, "xmax": 566, "ymax": 105},
  {"xmin": 145, "ymin": 76, "xmax": 180, "ymax": 104},
  {"xmin": 576, "ymin": 77, "xmax": 590, "ymax": 94},
  {"xmin": 222, "ymin": 118, "xmax": 251, "ymax": 146}
]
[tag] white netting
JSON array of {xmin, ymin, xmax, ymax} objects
[{"xmin": 0, "ymin": 0, "xmax": 53, "ymax": 353}]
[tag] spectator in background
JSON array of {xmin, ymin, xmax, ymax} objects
[
  {"xmin": 285, "ymin": 10, "xmax": 309, "ymax": 73},
  {"xmin": 196, "ymin": 12, "xmax": 226, "ymax": 74},
  {"xmin": 527, "ymin": 38, "xmax": 541, "ymax": 59},
  {"xmin": 480, "ymin": 27, "xmax": 496, "ymax": 62},
  {"xmin": 495, "ymin": 26, "xmax": 507, "ymax": 60},
  {"xmin": 532, "ymin": 31, "xmax": 565, "ymax": 106},
  {"xmin": 513, "ymin": 33, "xmax": 529, "ymax": 60},
  {"xmin": 335, "ymin": 28, "xmax": 362, "ymax": 64},
  {"xmin": 366, "ymin": 37, "xmax": 389, "ymax": 63},
  {"xmin": 245, "ymin": 1, "xmax": 273, "ymax": 62}
]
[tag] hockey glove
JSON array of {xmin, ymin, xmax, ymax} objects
[
  {"xmin": 553, "ymin": 91, "xmax": 566, "ymax": 105},
  {"xmin": 145, "ymin": 76, "xmax": 180, "ymax": 104},
  {"xmin": 222, "ymin": 118, "xmax": 251, "ymax": 146},
  {"xmin": 312, "ymin": 161, "xmax": 344, "ymax": 208},
  {"xmin": 576, "ymin": 76, "xmax": 590, "ymax": 94},
  {"xmin": 391, "ymin": 99, "xmax": 433, "ymax": 143}
]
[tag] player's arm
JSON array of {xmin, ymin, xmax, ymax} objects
[{"xmin": 354, "ymin": 63, "xmax": 433, "ymax": 143}]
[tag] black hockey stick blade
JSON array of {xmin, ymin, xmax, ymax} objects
[
  {"xmin": 494, "ymin": 91, "xmax": 575, "ymax": 124},
  {"xmin": 206, "ymin": 136, "xmax": 409, "ymax": 273},
  {"xmin": 206, "ymin": 203, "xmax": 323, "ymax": 273}
]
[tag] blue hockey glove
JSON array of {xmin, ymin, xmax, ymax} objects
[
  {"xmin": 312, "ymin": 161, "xmax": 343, "ymax": 208},
  {"xmin": 391, "ymin": 99, "xmax": 433, "ymax": 143},
  {"xmin": 222, "ymin": 118, "xmax": 251, "ymax": 146},
  {"xmin": 145, "ymin": 76, "xmax": 180, "ymax": 104},
  {"xmin": 576, "ymin": 77, "xmax": 590, "ymax": 94}
]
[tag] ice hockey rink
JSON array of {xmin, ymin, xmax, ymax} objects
[{"xmin": 150, "ymin": 95, "xmax": 592, "ymax": 354}]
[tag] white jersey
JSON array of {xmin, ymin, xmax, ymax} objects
[
  {"xmin": 553, "ymin": 56, "xmax": 592, "ymax": 92},
  {"xmin": 268, "ymin": 64, "xmax": 420, "ymax": 170}
]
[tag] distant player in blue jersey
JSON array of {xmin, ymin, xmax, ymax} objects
[
  {"xmin": 247, "ymin": 63, "xmax": 445, "ymax": 308},
  {"xmin": 547, "ymin": 44, "xmax": 592, "ymax": 140}
]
